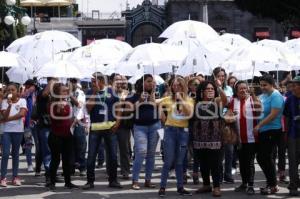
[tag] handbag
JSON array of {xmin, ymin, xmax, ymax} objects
[{"xmin": 221, "ymin": 110, "xmax": 238, "ymax": 145}]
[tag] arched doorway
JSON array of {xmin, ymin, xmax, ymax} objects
[{"xmin": 131, "ymin": 23, "xmax": 163, "ymax": 46}]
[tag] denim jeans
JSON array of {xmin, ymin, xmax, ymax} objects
[
  {"xmin": 24, "ymin": 127, "xmax": 33, "ymax": 167},
  {"xmin": 1, "ymin": 132, "xmax": 24, "ymax": 178},
  {"xmin": 32, "ymin": 124, "xmax": 42, "ymax": 173},
  {"xmin": 87, "ymin": 130, "xmax": 117, "ymax": 183},
  {"xmin": 160, "ymin": 126, "xmax": 189, "ymax": 189},
  {"xmin": 220, "ymin": 143, "xmax": 234, "ymax": 181},
  {"xmin": 73, "ymin": 124, "xmax": 87, "ymax": 171},
  {"xmin": 132, "ymin": 121, "xmax": 160, "ymax": 182},
  {"xmin": 37, "ymin": 127, "xmax": 51, "ymax": 174}
]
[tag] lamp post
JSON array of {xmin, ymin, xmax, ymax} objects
[{"xmin": 0, "ymin": 0, "xmax": 31, "ymax": 47}]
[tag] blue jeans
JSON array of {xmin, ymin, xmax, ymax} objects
[
  {"xmin": 1, "ymin": 132, "xmax": 24, "ymax": 178},
  {"xmin": 37, "ymin": 127, "xmax": 51, "ymax": 174},
  {"xmin": 87, "ymin": 130, "xmax": 117, "ymax": 183},
  {"xmin": 160, "ymin": 126, "xmax": 189, "ymax": 189},
  {"xmin": 132, "ymin": 122, "xmax": 160, "ymax": 182},
  {"xmin": 73, "ymin": 124, "xmax": 87, "ymax": 171},
  {"xmin": 220, "ymin": 144, "xmax": 234, "ymax": 180}
]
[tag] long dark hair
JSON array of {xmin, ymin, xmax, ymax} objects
[
  {"xmin": 135, "ymin": 74, "xmax": 153, "ymax": 95},
  {"xmin": 196, "ymin": 80, "xmax": 219, "ymax": 102},
  {"xmin": 212, "ymin": 67, "xmax": 227, "ymax": 89}
]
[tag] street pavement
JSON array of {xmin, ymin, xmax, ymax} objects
[{"xmin": 0, "ymin": 150, "xmax": 298, "ymax": 199}]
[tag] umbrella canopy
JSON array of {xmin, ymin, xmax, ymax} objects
[
  {"xmin": 7, "ymin": 30, "xmax": 81, "ymax": 72},
  {"xmin": 176, "ymin": 45, "xmax": 223, "ymax": 77},
  {"xmin": 69, "ymin": 39, "xmax": 132, "ymax": 67},
  {"xmin": 6, "ymin": 67, "xmax": 32, "ymax": 84},
  {"xmin": 0, "ymin": 51, "xmax": 33, "ymax": 71},
  {"xmin": 255, "ymin": 39, "xmax": 299, "ymax": 69},
  {"xmin": 162, "ymin": 32, "xmax": 204, "ymax": 52},
  {"xmin": 159, "ymin": 20, "xmax": 219, "ymax": 44},
  {"xmin": 223, "ymin": 43, "xmax": 291, "ymax": 73},
  {"xmin": 46, "ymin": 0, "xmax": 71, "ymax": 6},
  {"xmin": 217, "ymin": 33, "xmax": 251, "ymax": 48},
  {"xmin": 115, "ymin": 43, "xmax": 188, "ymax": 76},
  {"xmin": 20, "ymin": 0, "xmax": 43, "ymax": 6},
  {"xmin": 284, "ymin": 38, "xmax": 300, "ymax": 69},
  {"xmin": 128, "ymin": 75, "xmax": 165, "ymax": 85},
  {"xmin": 6, "ymin": 35, "xmax": 34, "ymax": 53},
  {"xmin": 34, "ymin": 60, "xmax": 83, "ymax": 79}
]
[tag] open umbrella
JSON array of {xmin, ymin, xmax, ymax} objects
[
  {"xmin": 34, "ymin": 60, "xmax": 83, "ymax": 79},
  {"xmin": 176, "ymin": 45, "xmax": 223, "ymax": 76},
  {"xmin": 8, "ymin": 30, "xmax": 81, "ymax": 72},
  {"xmin": 69, "ymin": 39, "xmax": 132, "ymax": 67},
  {"xmin": 217, "ymin": 33, "xmax": 251, "ymax": 48},
  {"xmin": 6, "ymin": 67, "xmax": 32, "ymax": 84},
  {"xmin": 6, "ymin": 35, "xmax": 34, "ymax": 53},
  {"xmin": 159, "ymin": 20, "xmax": 219, "ymax": 44},
  {"xmin": 114, "ymin": 43, "xmax": 188, "ymax": 76}
]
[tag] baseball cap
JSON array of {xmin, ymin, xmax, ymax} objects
[{"xmin": 291, "ymin": 76, "xmax": 300, "ymax": 83}]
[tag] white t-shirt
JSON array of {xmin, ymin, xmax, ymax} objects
[
  {"xmin": 73, "ymin": 88, "xmax": 87, "ymax": 120},
  {"xmin": 1, "ymin": 98, "xmax": 27, "ymax": 133}
]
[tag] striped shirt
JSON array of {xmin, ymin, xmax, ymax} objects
[{"xmin": 229, "ymin": 96, "xmax": 258, "ymax": 143}]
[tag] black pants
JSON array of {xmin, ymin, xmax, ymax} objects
[
  {"xmin": 238, "ymin": 143, "xmax": 256, "ymax": 186},
  {"xmin": 256, "ymin": 129, "xmax": 281, "ymax": 187},
  {"xmin": 272, "ymin": 132, "xmax": 287, "ymax": 172},
  {"xmin": 48, "ymin": 133, "xmax": 73, "ymax": 185},
  {"xmin": 195, "ymin": 149, "xmax": 222, "ymax": 188},
  {"xmin": 116, "ymin": 128, "xmax": 131, "ymax": 175}
]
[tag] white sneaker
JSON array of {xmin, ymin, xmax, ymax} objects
[
  {"xmin": 169, "ymin": 170, "xmax": 176, "ymax": 179},
  {"xmin": 27, "ymin": 165, "xmax": 34, "ymax": 172},
  {"xmin": 232, "ymin": 168, "xmax": 237, "ymax": 175}
]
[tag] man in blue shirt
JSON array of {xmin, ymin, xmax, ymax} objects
[
  {"xmin": 83, "ymin": 73, "xmax": 122, "ymax": 190},
  {"xmin": 284, "ymin": 76, "xmax": 300, "ymax": 196}
]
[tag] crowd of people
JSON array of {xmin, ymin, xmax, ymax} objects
[{"xmin": 0, "ymin": 67, "xmax": 299, "ymax": 197}]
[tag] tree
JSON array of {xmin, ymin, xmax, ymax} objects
[
  {"xmin": 0, "ymin": 0, "xmax": 26, "ymax": 48},
  {"xmin": 234, "ymin": 0, "xmax": 300, "ymax": 34}
]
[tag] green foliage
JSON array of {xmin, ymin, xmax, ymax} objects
[{"xmin": 0, "ymin": 0, "xmax": 26, "ymax": 48}]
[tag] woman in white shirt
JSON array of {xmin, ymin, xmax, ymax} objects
[{"xmin": 0, "ymin": 83, "xmax": 27, "ymax": 187}]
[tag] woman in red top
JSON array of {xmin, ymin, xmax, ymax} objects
[{"xmin": 47, "ymin": 83, "xmax": 78, "ymax": 190}]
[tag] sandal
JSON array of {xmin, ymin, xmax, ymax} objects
[
  {"xmin": 212, "ymin": 187, "xmax": 221, "ymax": 197},
  {"xmin": 144, "ymin": 180, "xmax": 156, "ymax": 188}
]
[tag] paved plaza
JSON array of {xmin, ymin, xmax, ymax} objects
[{"xmin": 0, "ymin": 149, "xmax": 297, "ymax": 199}]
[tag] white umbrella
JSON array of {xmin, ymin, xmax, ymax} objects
[
  {"xmin": 284, "ymin": 38, "xmax": 300, "ymax": 70},
  {"xmin": 232, "ymin": 71, "xmax": 262, "ymax": 81},
  {"xmin": 218, "ymin": 33, "xmax": 251, "ymax": 48},
  {"xmin": 69, "ymin": 39, "xmax": 132, "ymax": 67},
  {"xmin": 0, "ymin": 51, "xmax": 33, "ymax": 70},
  {"xmin": 162, "ymin": 31, "xmax": 204, "ymax": 52},
  {"xmin": 176, "ymin": 45, "xmax": 223, "ymax": 77},
  {"xmin": 34, "ymin": 60, "xmax": 83, "ymax": 79},
  {"xmin": 8, "ymin": 30, "xmax": 81, "ymax": 72},
  {"xmin": 223, "ymin": 43, "xmax": 291, "ymax": 73},
  {"xmin": 90, "ymin": 39, "xmax": 132, "ymax": 54},
  {"xmin": 129, "ymin": 74, "xmax": 165, "ymax": 85},
  {"xmin": 159, "ymin": 20, "xmax": 219, "ymax": 44},
  {"xmin": 205, "ymin": 40, "xmax": 236, "ymax": 62},
  {"xmin": 115, "ymin": 43, "xmax": 188, "ymax": 76},
  {"xmin": 6, "ymin": 35, "xmax": 34, "ymax": 53},
  {"xmin": 6, "ymin": 67, "xmax": 32, "ymax": 84}
]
